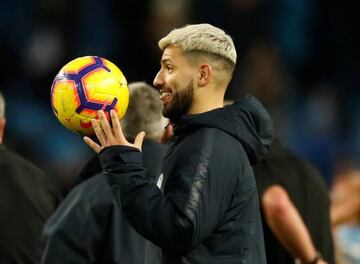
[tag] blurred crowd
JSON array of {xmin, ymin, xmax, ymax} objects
[{"xmin": 0, "ymin": 0, "xmax": 359, "ymax": 263}]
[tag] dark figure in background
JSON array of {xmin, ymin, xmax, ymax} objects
[
  {"xmin": 84, "ymin": 23, "xmax": 272, "ymax": 263},
  {"xmin": 42, "ymin": 82, "xmax": 167, "ymax": 263},
  {"xmin": 0, "ymin": 90, "xmax": 60, "ymax": 263},
  {"xmin": 254, "ymin": 140, "xmax": 335, "ymax": 264}
]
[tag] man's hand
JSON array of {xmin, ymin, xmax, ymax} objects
[{"xmin": 83, "ymin": 110, "xmax": 145, "ymax": 153}]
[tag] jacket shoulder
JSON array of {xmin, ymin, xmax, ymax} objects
[
  {"xmin": 0, "ymin": 148, "xmax": 60, "ymax": 212},
  {"xmin": 174, "ymin": 127, "xmax": 249, "ymax": 175},
  {"xmin": 44, "ymin": 175, "xmax": 115, "ymax": 239},
  {"xmin": 0, "ymin": 148, "xmax": 46, "ymax": 176},
  {"xmin": 189, "ymin": 127, "xmax": 247, "ymax": 156}
]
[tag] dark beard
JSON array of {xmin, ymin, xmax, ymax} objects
[{"xmin": 162, "ymin": 80, "xmax": 194, "ymax": 122}]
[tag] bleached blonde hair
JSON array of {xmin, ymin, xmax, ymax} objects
[
  {"xmin": 122, "ymin": 82, "xmax": 167, "ymax": 142},
  {"xmin": 158, "ymin": 23, "xmax": 237, "ymax": 72},
  {"xmin": 0, "ymin": 90, "xmax": 5, "ymax": 118}
]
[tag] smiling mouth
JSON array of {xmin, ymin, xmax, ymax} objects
[{"xmin": 160, "ymin": 89, "xmax": 172, "ymax": 103}]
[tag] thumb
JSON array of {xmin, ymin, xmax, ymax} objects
[{"xmin": 134, "ymin": 131, "xmax": 146, "ymax": 151}]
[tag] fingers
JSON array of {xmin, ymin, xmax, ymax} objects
[
  {"xmin": 98, "ymin": 110, "xmax": 114, "ymax": 141},
  {"xmin": 85, "ymin": 109, "xmax": 142, "ymax": 151},
  {"xmin": 91, "ymin": 118, "xmax": 107, "ymax": 146},
  {"xmin": 83, "ymin": 136, "xmax": 102, "ymax": 153},
  {"xmin": 134, "ymin": 131, "xmax": 146, "ymax": 151},
  {"xmin": 110, "ymin": 110, "xmax": 125, "ymax": 141}
]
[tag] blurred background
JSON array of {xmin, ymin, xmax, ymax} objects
[
  {"xmin": 2, "ymin": 0, "xmax": 359, "ymax": 189},
  {"xmin": 0, "ymin": 0, "xmax": 359, "ymax": 261},
  {"xmin": 0, "ymin": 0, "xmax": 360, "ymax": 189}
]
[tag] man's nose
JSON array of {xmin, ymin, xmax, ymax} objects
[{"xmin": 153, "ymin": 71, "xmax": 163, "ymax": 88}]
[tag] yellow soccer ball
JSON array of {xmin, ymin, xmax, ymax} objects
[{"xmin": 51, "ymin": 56, "xmax": 129, "ymax": 136}]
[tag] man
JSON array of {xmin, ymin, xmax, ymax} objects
[
  {"xmin": 42, "ymin": 82, "xmax": 167, "ymax": 263},
  {"xmin": 84, "ymin": 23, "xmax": 273, "ymax": 263},
  {"xmin": 254, "ymin": 140, "xmax": 334, "ymax": 264},
  {"xmin": 0, "ymin": 90, "xmax": 60, "ymax": 263}
]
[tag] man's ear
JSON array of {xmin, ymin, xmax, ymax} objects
[
  {"xmin": 198, "ymin": 64, "xmax": 212, "ymax": 87},
  {"xmin": 0, "ymin": 118, "xmax": 6, "ymax": 144}
]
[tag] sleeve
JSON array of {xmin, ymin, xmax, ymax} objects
[
  {"xmin": 99, "ymin": 130, "xmax": 236, "ymax": 253},
  {"xmin": 41, "ymin": 184, "xmax": 109, "ymax": 264}
]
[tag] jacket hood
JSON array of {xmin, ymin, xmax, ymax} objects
[{"xmin": 174, "ymin": 95, "xmax": 273, "ymax": 165}]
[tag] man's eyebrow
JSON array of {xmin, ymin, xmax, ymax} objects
[{"xmin": 161, "ymin": 59, "xmax": 172, "ymax": 64}]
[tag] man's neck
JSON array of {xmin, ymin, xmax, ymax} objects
[
  {"xmin": 188, "ymin": 102, "xmax": 223, "ymax": 115},
  {"xmin": 188, "ymin": 92, "xmax": 224, "ymax": 115}
]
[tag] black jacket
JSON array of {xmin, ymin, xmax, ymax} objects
[
  {"xmin": 42, "ymin": 140, "xmax": 167, "ymax": 263},
  {"xmin": 99, "ymin": 95, "xmax": 273, "ymax": 264},
  {"xmin": 0, "ymin": 144, "xmax": 60, "ymax": 263}
]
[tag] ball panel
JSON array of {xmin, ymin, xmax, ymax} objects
[
  {"xmin": 61, "ymin": 56, "xmax": 97, "ymax": 74},
  {"xmin": 51, "ymin": 81, "xmax": 80, "ymax": 119},
  {"xmin": 115, "ymin": 84, "xmax": 129, "ymax": 120},
  {"xmin": 102, "ymin": 58, "xmax": 128, "ymax": 86},
  {"xmin": 70, "ymin": 113, "xmax": 95, "ymax": 135},
  {"xmin": 82, "ymin": 70, "xmax": 121, "ymax": 101}
]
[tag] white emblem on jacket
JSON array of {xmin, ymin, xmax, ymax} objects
[{"xmin": 156, "ymin": 173, "xmax": 164, "ymax": 189}]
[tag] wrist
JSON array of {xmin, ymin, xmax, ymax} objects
[
  {"xmin": 308, "ymin": 252, "xmax": 322, "ymax": 264},
  {"xmin": 295, "ymin": 252, "xmax": 322, "ymax": 264}
]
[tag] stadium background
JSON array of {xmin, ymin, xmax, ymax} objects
[{"xmin": 0, "ymin": 0, "xmax": 358, "ymax": 192}]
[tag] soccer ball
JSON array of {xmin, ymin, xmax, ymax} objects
[{"xmin": 51, "ymin": 56, "xmax": 129, "ymax": 136}]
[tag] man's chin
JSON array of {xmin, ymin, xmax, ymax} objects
[
  {"xmin": 162, "ymin": 108, "xmax": 178, "ymax": 121},
  {"xmin": 162, "ymin": 109, "xmax": 171, "ymax": 119}
]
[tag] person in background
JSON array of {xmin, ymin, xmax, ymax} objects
[
  {"xmin": 42, "ymin": 82, "xmax": 167, "ymax": 263},
  {"xmin": 253, "ymin": 139, "xmax": 334, "ymax": 264},
  {"xmin": 0, "ymin": 89, "xmax": 60, "ymax": 263},
  {"xmin": 84, "ymin": 23, "xmax": 272, "ymax": 263},
  {"xmin": 121, "ymin": 81, "xmax": 168, "ymax": 181},
  {"xmin": 330, "ymin": 165, "xmax": 360, "ymax": 264}
]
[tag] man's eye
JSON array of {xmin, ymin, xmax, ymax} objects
[{"xmin": 167, "ymin": 66, "xmax": 173, "ymax": 72}]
